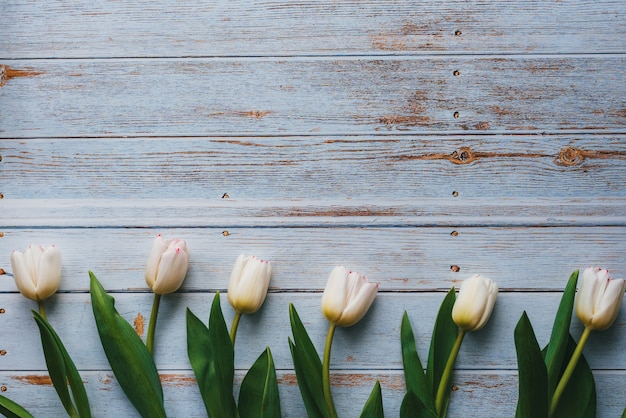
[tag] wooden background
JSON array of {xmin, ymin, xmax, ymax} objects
[{"xmin": 1, "ymin": 1, "xmax": 625, "ymax": 416}]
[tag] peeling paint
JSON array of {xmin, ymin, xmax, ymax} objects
[{"xmin": 0, "ymin": 65, "xmax": 44, "ymax": 87}]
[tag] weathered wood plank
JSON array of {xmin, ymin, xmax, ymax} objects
[
  {"xmin": 1, "ymin": 57, "xmax": 625, "ymax": 137},
  {"xmin": 1, "ymin": 227, "xmax": 625, "ymax": 291},
  {"xmin": 1, "ymin": 293, "xmax": 624, "ymax": 371},
  {"xmin": 1, "ymin": 1, "xmax": 625, "ymax": 58},
  {"xmin": 2, "ymin": 135, "xmax": 626, "ymax": 200},
  {"xmin": 1, "ymin": 370, "xmax": 625, "ymax": 417}
]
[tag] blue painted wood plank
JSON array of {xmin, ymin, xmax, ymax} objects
[
  {"xmin": 1, "ymin": 56, "xmax": 625, "ymax": 137},
  {"xmin": 1, "ymin": 1, "xmax": 625, "ymax": 58},
  {"xmin": 2, "ymin": 135, "xmax": 626, "ymax": 200},
  {"xmin": 1, "ymin": 227, "xmax": 625, "ymax": 292},
  {"xmin": 1, "ymin": 370, "xmax": 624, "ymax": 417}
]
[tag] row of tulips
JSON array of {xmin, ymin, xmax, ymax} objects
[{"xmin": 1, "ymin": 235, "xmax": 625, "ymax": 418}]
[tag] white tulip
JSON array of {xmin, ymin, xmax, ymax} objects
[
  {"xmin": 11, "ymin": 245, "xmax": 62, "ymax": 301},
  {"xmin": 145, "ymin": 234, "xmax": 190, "ymax": 294},
  {"xmin": 575, "ymin": 267, "xmax": 625, "ymax": 331},
  {"xmin": 452, "ymin": 274, "xmax": 498, "ymax": 332},
  {"xmin": 227, "ymin": 254, "xmax": 272, "ymax": 314},
  {"xmin": 321, "ymin": 266, "xmax": 379, "ymax": 327}
]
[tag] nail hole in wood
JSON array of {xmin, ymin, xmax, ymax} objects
[
  {"xmin": 453, "ymin": 70, "xmax": 460, "ymax": 76},
  {"xmin": 0, "ymin": 308, "xmax": 5, "ymax": 314},
  {"xmin": 222, "ymin": 230, "xmax": 230, "ymax": 236},
  {"xmin": 1, "ymin": 386, "xmax": 6, "ymax": 392},
  {"xmin": 452, "ymin": 385, "xmax": 459, "ymax": 391},
  {"xmin": 450, "ymin": 231, "xmax": 459, "ymax": 237},
  {"xmin": 0, "ymin": 350, "xmax": 6, "ymax": 356},
  {"xmin": 452, "ymin": 191, "xmax": 459, "ymax": 197},
  {"xmin": 0, "ymin": 193, "xmax": 4, "ymax": 199},
  {"xmin": 451, "ymin": 265, "xmax": 460, "ymax": 272},
  {"xmin": 454, "ymin": 30, "xmax": 462, "ymax": 36},
  {"xmin": 0, "ymin": 155, "xmax": 3, "ymax": 162},
  {"xmin": 222, "ymin": 193, "xmax": 230, "ymax": 199},
  {"xmin": 0, "ymin": 269, "xmax": 5, "ymax": 275},
  {"xmin": 0, "ymin": 233, "xmax": 3, "ymax": 237},
  {"xmin": 453, "ymin": 111, "xmax": 460, "ymax": 119}
]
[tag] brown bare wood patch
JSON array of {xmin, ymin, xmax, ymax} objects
[{"xmin": 0, "ymin": 65, "xmax": 44, "ymax": 87}]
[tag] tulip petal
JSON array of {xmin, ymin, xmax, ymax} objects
[
  {"xmin": 590, "ymin": 278, "xmax": 626, "ymax": 330},
  {"xmin": 337, "ymin": 281, "xmax": 378, "ymax": 327},
  {"xmin": 11, "ymin": 250, "xmax": 38, "ymax": 301},
  {"xmin": 228, "ymin": 254, "xmax": 249, "ymax": 307},
  {"xmin": 233, "ymin": 258, "xmax": 272, "ymax": 314},
  {"xmin": 321, "ymin": 266, "xmax": 349, "ymax": 324},
  {"xmin": 35, "ymin": 246, "xmax": 62, "ymax": 301},
  {"xmin": 152, "ymin": 245, "xmax": 189, "ymax": 294},
  {"xmin": 452, "ymin": 275, "xmax": 497, "ymax": 332},
  {"xmin": 145, "ymin": 235, "xmax": 168, "ymax": 289}
]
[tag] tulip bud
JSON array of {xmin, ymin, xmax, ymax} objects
[
  {"xmin": 10, "ymin": 245, "xmax": 62, "ymax": 301},
  {"xmin": 321, "ymin": 266, "xmax": 379, "ymax": 327},
  {"xmin": 227, "ymin": 254, "xmax": 272, "ymax": 314},
  {"xmin": 145, "ymin": 234, "xmax": 190, "ymax": 295},
  {"xmin": 575, "ymin": 267, "xmax": 626, "ymax": 331},
  {"xmin": 452, "ymin": 274, "xmax": 498, "ymax": 332}
]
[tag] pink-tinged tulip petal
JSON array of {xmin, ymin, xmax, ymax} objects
[
  {"xmin": 452, "ymin": 274, "xmax": 498, "ymax": 332},
  {"xmin": 10, "ymin": 245, "xmax": 62, "ymax": 302},
  {"xmin": 575, "ymin": 267, "xmax": 625, "ymax": 331},
  {"xmin": 228, "ymin": 255, "xmax": 272, "ymax": 314},
  {"xmin": 321, "ymin": 266, "xmax": 379, "ymax": 327},
  {"xmin": 145, "ymin": 235, "xmax": 190, "ymax": 295}
]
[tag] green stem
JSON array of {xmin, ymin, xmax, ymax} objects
[
  {"xmin": 435, "ymin": 330, "xmax": 465, "ymax": 416},
  {"xmin": 230, "ymin": 311, "xmax": 243, "ymax": 346},
  {"xmin": 323, "ymin": 322, "xmax": 339, "ymax": 418},
  {"xmin": 549, "ymin": 326, "xmax": 592, "ymax": 417},
  {"xmin": 146, "ymin": 293, "xmax": 162, "ymax": 357},
  {"xmin": 37, "ymin": 301, "xmax": 46, "ymax": 320}
]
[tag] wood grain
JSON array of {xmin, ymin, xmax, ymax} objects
[
  {"xmin": 1, "ymin": 56, "xmax": 625, "ymax": 137},
  {"xmin": 1, "ymin": 135, "xmax": 626, "ymax": 200},
  {"xmin": 1, "ymin": 1, "xmax": 625, "ymax": 58},
  {"xmin": 1, "ymin": 370, "xmax": 625, "ymax": 417},
  {"xmin": 1, "ymin": 227, "xmax": 625, "ymax": 292}
]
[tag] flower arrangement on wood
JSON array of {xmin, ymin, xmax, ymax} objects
[
  {"xmin": 187, "ymin": 254, "xmax": 281, "ymax": 418},
  {"xmin": 400, "ymin": 274, "xmax": 498, "ymax": 418},
  {"xmin": 290, "ymin": 266, "xmax": 383, "ymax": 418},
  {"xmin": 514, "ymin": 268, "xmax": 625, "ymax": 418},
  {"xmin": 2, "ymin": 245, "xmax": 91, "ymax": 418}
]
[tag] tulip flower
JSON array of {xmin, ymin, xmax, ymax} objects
[
  {"xmin": 11, "ymin": 245, "xmax": 62, "ymax": 317},
  {"xmin": 144, "ymin": 234, "xmax": 190, "ymax": 355},
  {"xmin": 321, "ymin": 265, "xmax": 379, "ymax": 327},
  {"xmin": 320, "ymin": 266, "xmax": 379, "ymax": 418},
  {"xmin": 227, "ymin": 254, "xmax": 272, "ymax": 345},
  {"xmin": 436, "ymin": 274, "xmax": 498, "ymax": 416},
  {"xmin": 451, "ymin": 274, "xmax": 499, "ymax": 332},
  {"xmin": 551, "ymin": 267, "xmax": 625, "ymax": 415},
  {"xmin": 145, "ymin": 234, "xmax": 190, "ymax": 295},
  {"xmin": 575, "ymin": 267, "xmax": 625, "ymax": 331}
]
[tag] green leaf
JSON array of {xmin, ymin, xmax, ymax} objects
[
  {"xmin": 400, "ymin": 390, "xmax": 438, "ymax": 418},
  {"xmin": 426, "ymin": 288, "xmax": 457, "ymax": 413},
  {"xmin": 400, "ymin": 311, "xmax": 436, "ymax": 415},
  {"xmin": 514, "ymin": 311, "xmax": 548, "ymax": 418},
  {"xmin": 550, "ymin": 335, "xmax": 596, "ymax": 418},
  {"xmin": 186, "ymin": 294, "xmax": 237, "ymax": 418},
  {"xmin": 89, "ymin": 272, "xmax": 166, "ymax": 418},
  {"xmin": 545, "ymin": 270, "xmax": 579, "ymax": 397},
  {"xmin": 33, "ymin": 310, "xmax": 91, "ymax": 417},
  {"xmin": 186, "ymin": 307, "xmax": 215, "ymax": 417},
  {"xmin": 360, "ymin": 380, "xmax": 384, "ymax": 418},
  {"xmin": 239, "ymin": 347, "xmax": 282, "ymax": 418},
  {"xmin": 0, "ymin": 394, "xmax": 35, "ymax": 418},
  {"xmin": 288, "ymin": 303, "xmax": 329, "ymax": 418}
]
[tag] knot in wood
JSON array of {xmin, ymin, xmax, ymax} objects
[
  {"xmin": 557, "ymin": 146, "xmax": 584, "ymax": 166},
  {"xmin": 450, "ymin": 147, "xmax": 474, "ymax": 164}
]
